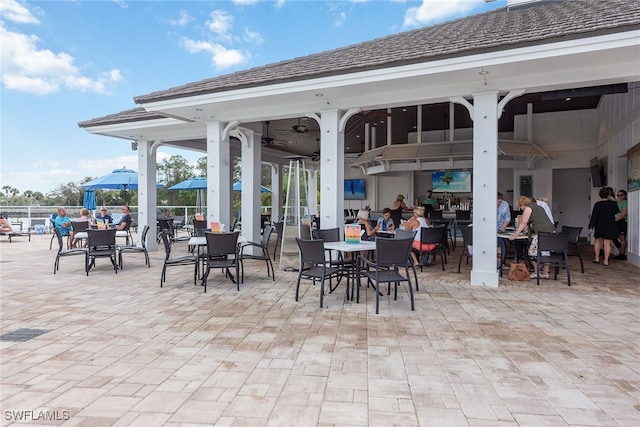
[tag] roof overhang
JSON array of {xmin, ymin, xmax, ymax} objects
[{"xmin": 135, "ymin": 31, "xmax": 640, "ymax": 125}]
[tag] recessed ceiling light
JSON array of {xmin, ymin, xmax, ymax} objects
[
  {"xmin": 565, "ymin": 97, "xmax": 572, "ymax": 101},
  {"xmin": 195, "ymin": 108, "xmax": 203, "ymax": 111}
]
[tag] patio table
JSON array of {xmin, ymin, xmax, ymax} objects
[{"xmin": 323, "ymin": 240, "xmax": 377, "ymax": 301}]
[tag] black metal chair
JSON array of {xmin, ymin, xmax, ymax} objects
[
  {"xmin": 239, "ymin": 225, "xmax": 275, "ymax": 283},
  {"xmin": 53, "ymin": 227, "xmax": 87, "ymax": 274},
  {"xmin": 272, "ymin": 221, "xmax": 284, "ymax": 260},
  {"xmin": 431, "ymin": 218, "xmax": 454, "ymax": 255},
  {"xmin": 202, "ymin": 231, "xmax": 240, "ymax": 292},
  {"xmin": 430, "ymin": 210, "xmax": 443, "ymax": 220},
  {"xmin": 85, "ymin": 229, "xmax": 118, "ymax": 275},
  {"xmin": 118, "ymin": 225, "xmax": 151, "ymax": 269},
  {"xmin": 70, "ymin": 221, "xmax": 89, "ymax": 248},
  {"xmin": 416, "ymin": 226, "xmax": 446, "ymax": 271},
  {"xmin": 159, "ymin": 230, "xmax": 198, "ymax": 287},
  {"xmin": 457, "ymin": 226, "xmax": 473, "ymax": 273},
  {"xmin": 294, "ymin": 238, "xmax": 342, "ymax": 308},
  {"xmin": 312, "ymin": 227, "xmax": 353, "ymax": 291},
  {"xmin": 357, "ymin": 237, "xmax": 415, "ymax": 314},
  {"xmin": 535, "ymin": 232, "xmax": 571, "ymax": 286},
  {"xmin": 394, "ymin": 229, "xmax": 419, "ymax": 290},
  {"xmin": 561, "ymin": 225, "xmax": 584, "ymax": 273}
]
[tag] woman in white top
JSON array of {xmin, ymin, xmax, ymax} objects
[{"xmin": 404, "ymin": 207, "xmax": 435, "ymax": 266}]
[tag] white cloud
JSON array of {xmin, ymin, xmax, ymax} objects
[
  {"xmin": 112, "ymin": 0, "xmax": 128, "ymax": 9},
  {"xmin": 33, "ymin": 160, "xmax": 60, "ymax": 168},
  {"xmin": 243, "ymin": 28, "xmax": 262, "ymax": 45},
  {"xmin": 0, "ymin": 3, "xmax": 122, "ymax": 95},
  {"xmin": 232, "ymin": 0, "xmax": 259, "ymax": 5},
  {"xmin": 0, "ymin": 0, "xmax": 39, "ymax": 24},
  {"xmin": 80, "ymin": 155, "xmax": 139, "ymax": 174},
  {"xmin": 169, "ymin": 11, "xmax": 193, "ymax": 27},
  {"xmin": 180, "ymin": 37, "xmax": 249, "ymax": 70},
  {"xmin": 333, "ymin": 11, "xmax": 346, "ymax": 28},
  {"xmin": 206, "ymin": 9, "xmax": 234, "ymax": 40},
  {"xmin": 403, "ymin": 0, "xmax": 481, "ymax": 28},
  {"xmin": 273, "ymin": 0, "xmax": 285, "ymax": 9}
]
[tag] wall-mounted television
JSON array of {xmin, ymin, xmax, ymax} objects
[
  {"xmin": 432, "ymin": 170, "xmax": 472, "ymax": 193},
  {"xmin": 344, "ymin": 179, "xmax": 366, "ymax": 200},
  {"xmin": 590, "ymin": 156, "xmax": 605, "ymax": 187}
]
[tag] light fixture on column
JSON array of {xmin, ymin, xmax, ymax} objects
[{"xmin": 131, "ymin": 141, "xmax": 138, "ymax": 151}]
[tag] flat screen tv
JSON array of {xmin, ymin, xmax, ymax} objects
[
  {"xmin": 344, "ymin": 179, "xmax": 366, "ymax": 200},
  {"xmin": 432, "ymin": 170, "xmax": 472, "ymax": 193}
]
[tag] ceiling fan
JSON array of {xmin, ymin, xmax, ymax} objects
[{"xmin": 261, "ymin": 121, "xmax": 287, "ymax": 146}]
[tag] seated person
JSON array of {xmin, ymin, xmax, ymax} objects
[
  {"xmin": 71, "ymin": 208, "xmax": 92, "ymax": 248},
  {"xmin": 95, "ymin": 206, "xmax": 113, "ymax": 224},
  {"xmin": 117, "ymin": 205, "xmax": 133, "ymax": 231},
  {"xmin": 0, "ymin": 214, "xmax": 14, "ymax": 233},
  {"xmin": 54, "ymin": 207, "xmax": 73, "ymax": 244},
  {"xmin": 356, "ymin": 209, "xmax": 376, "ymax": 240},
  {"xmin": 404, "ymin": 207, "xmax": 435, "ymax": 266},
  {"xmin": 76, "ymin": 208, "xmax": 92, "ymax": 224},
  {"xmin": 375, "ymin": 207, "xmax": 395, "ymax": 231}
]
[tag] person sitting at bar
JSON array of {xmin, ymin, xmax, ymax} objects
[
  {"xmin": 390, "ymin": 194, "xmax": 408, "ymax": 227},
  {"xmin": 375, "ymin": 208, "xmax": 395, "ymax": 232}
]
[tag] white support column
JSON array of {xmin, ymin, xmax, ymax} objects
[
  {"xmin": 271, "ymin": 164, "xmax": 282, "ymax": 221},
  {"xmin": 137, "ymin": 139, "xmax": 158, "ymax": 250},
  {"xmin": 239, "ymin": 129, "xmax": 261, "ymax": 254},
  {"xmin": 471, "ymin": 91, "xmax": 500, "ymax": 287},
  {"xmin": 206, "ymin": 121, "xmax": 232, "ymax": 228},
  {"xmin": 318, "ymin": 109, "xmax": 344, "ymax": 230}
]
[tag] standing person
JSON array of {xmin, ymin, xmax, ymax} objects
[
  {"xmin": 589, "ymin": 187, "xmax": 619, "ymax": 266},
  {"xmin": 614, "ymin": 189, "xmax": 628, "ymax": 260},
  {"xmin": 497, "ymin": 192, "xmax": 511, "ymax": 256},
  {"xmin": 509, "ymin": 195, "xmax": 555, "ymax": 279},
  {"xmin": 375, "ymin": 208, "xmax": 396, "ymax": 231},
  {"xmin": 535, "ymin": 197, "xmax": 554, "ymax": 224},
  {"xmin": 95, "ymin": 206, "xmax": 113, "ymax": 224},
  {"xmin": 422, "ymin": 190, "xmax": 438, "ymax": 209},
  {"xmin": 390, "ymin": 194, "xmax": 408, "ymax": 228}
]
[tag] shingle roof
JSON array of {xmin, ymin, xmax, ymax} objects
[
  {"xmin": 77, "ymin": 107, "xmax": 167, "ymax": 128},
  {"xmin": 133, "ymin": 0, "xmax": 640, "ymax": 104}
]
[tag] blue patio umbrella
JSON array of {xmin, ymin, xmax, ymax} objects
[
  {"xmin": 82, "ymin": 168, "xmax": 162, "ymax": 204},
  {"xmin": 83, "ymin": 189, "xmax": 96, "ymax": 210},
  {"xmin": 169, "ymin": 177, "xmax": 208, "ymax": 212},
  {"xmin": 167, "ymin": 177, "xmax": 207, "ymax": 191},
  {"xmin": 233, "ymin": 181, "xmax": 272, "ymax": 193}
]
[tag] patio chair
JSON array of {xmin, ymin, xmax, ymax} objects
[
  {"xmin": 394, "ymin": 229, "xmax": 419, "ymax": 290},
  {"xmin": 53, "ymin": 227, "xmax": 87, "ymax": 274},
  {"xmin": 118, "ymin": 225, "xmax": 151, "ymax": 269},
  {"xmin": 312, "ymin": 227, "xmax": 352, "ymax": 290},
  {"xmin": 272, "ymin": 221, "xmax": 284, "ymax": 260},
  {"xmin": 457, "ymin": 225, "xmax": 473, "ymax": 273},
  {"xmin": 535, "ymin": 231, "xmax": 571, "ymax": 286},
  {"xmin": 85, "ymin": 229, "xmax": 118, "ymax": 275},
  {"xmin": 357, "ymin": 237, "xmax": 415, "ymax": 314},
  {"xmin": 70, "ymin": 221, "xmax": 89, "ymax": 248},
  {"xmin": 239, "ymin": 225, "xmax": 275, "ymax": 283},
  {"xmin": 416, "ymin": 226, "xmax": 446, "ymax": 272},
  {"xmin": 294, "ymin": 238, "xmax": 341, "ymax": 308},
  {"xmin": 561, "ymin": 225, "xmax": 584, "ymax": 273},
  {"xmin": 159, "ymin": 231, "xmax": 198, "ymax": 287},
  {"xmin": 202, "ymin": 231, "xmax": 241, "ymax": 293}
]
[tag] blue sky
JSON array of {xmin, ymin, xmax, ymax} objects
[{"xmin": 1, "ymin": 0, "xmax": 505, "ymax": 194}]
